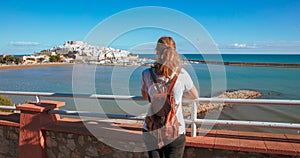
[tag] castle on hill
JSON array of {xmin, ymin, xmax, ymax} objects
[
  {"xmin": 21, "ymin": 41, "xmax": 139, "ymax": 64},
  {"xmin": 50, "ymin": 41, "xmax": 135, "ymax": 62}
]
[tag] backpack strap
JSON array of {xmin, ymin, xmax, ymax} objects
[
  {"xmin": 167, "ymin": 75, "xmax": 178, "ymax": 95},
  {"xmin": 168, "ymin": 68, "xmax": 181, "ymax": 95},
  {"xmin": 149, "ymin": 68, "xmax": 178, "ymax": 95},
  {"xmin": 149, "ymin": 68, "xmax": 158, "ymax": 83},
  {"xmin": 149, "ymin": 68, "xmax": 161, "ymax": 94}
]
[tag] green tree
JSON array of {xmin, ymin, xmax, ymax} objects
[
  {"xmin": 3, "ymin": 55, "xmax": 15, "ymax": 64},
  {"xmin": 1, "ymin": 55, "xmax": 21, "ymax": 64},
  {"xmin": 0, "ymin": 95, "xmax": 13, "ymax": 112},
  {"xmin": 27, "ymin": 58, "xmax": 36, "ymax": 61},
  {"xmin": 49, "ymin": 55, "xmax": 61, "ymax": 62},
  {"xmin": 0, "ymin": 56, "xmax": 3, "ymax": 64},
  {"xmin": 14, "ymin": 56, "xmax": 22, "ymax": 64},
  {"xmin": 40, "ymin": 50, "xmax": 49, "ymax": 53},
  {"xmin": 37, "ymin": 57, "xmax": 45, "ymax": 63}
]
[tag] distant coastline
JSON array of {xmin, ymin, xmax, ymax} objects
[
  {"xmin": 187, "ymin": 59, "xmax": 300, "ymax": 68},
  {"xmin": 2, "ymin": 58, "xmax": 300, "ymax": 71}
]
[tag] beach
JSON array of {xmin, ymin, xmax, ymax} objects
[{"xmin": 0, "ymin": 63, "xmax": 74, "ymax": 71}]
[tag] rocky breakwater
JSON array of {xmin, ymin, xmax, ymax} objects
[{"xmin": 182, "ymin": 90, "xmax": 262, "ymax": 118}]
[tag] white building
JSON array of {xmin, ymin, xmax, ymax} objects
[{"xmin": 49, "ymin": 41, "xmax": 132, "ymax": 62}]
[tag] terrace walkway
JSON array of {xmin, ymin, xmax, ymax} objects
[
  {"xmin": 0, "ymin": 91, "xmax": 299, "ymax": 157},
  {"xmin": 1, "ymin": 111, "xmax": 300, "ymax": 157}
]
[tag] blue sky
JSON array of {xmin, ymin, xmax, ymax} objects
[{"xmin": 1, "ymin": 0, "xmax": 300, "ymax": 54}]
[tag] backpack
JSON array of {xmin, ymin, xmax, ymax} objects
[{"xmin": 145, "ymin": 68, "xmax": 181, "ymax": 148}]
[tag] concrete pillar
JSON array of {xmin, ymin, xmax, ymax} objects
[{"xmin": 17, "ymin": 100, "xmax": 65, "ymax": 158}]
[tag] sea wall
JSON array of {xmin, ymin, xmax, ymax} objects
[
  {"xmin": 44, "ymin": 130, "xmax": 148, "ymax": 158},
  {"xmin": 0, "ymin": 118, "xmax": 295, "ymax": 158},
  {"xmin": 0, "ymin": 125, "xmax": 19, "ymax": 158}
]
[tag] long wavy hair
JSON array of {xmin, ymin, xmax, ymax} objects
[{"xmin": 153, "ymin": 36, "xmax": 181, "ymax": 79}]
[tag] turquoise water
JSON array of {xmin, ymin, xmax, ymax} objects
[
  {"xmin": 0, "ymin": 54, "xmax": 299, "ymax": 132},
  {"xmin": 140, "ymin": 54, "xmax": 300, "ymax": 64}
]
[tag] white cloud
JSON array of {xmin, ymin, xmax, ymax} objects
[
  {"xmin": 228, "ymin": 43, "xmax": 257, "ymax": 49},
  {"xmin": 2, "ymin": 41, "xmax": 46, "ymax": 55},
  {"xmin": 221, "ymin": 41, "xmax": 300, "ymax": 49},
  {"xmin": 257, "ymin": 41, "xmax": 300, "ymax": 48},
  {"xmin": 9, "ymin": 41, "xmax": 40, "ymax": 46},
  {"xmin": 218, "ymin": 41, "xmax": 300, "ymax": 54},
  {"xmin": 233, "ymin": 43, "xmax": 246, "ymax": 48}
]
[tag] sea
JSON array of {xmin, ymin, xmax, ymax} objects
[{"xmin": 1, "ymin": 54, "xmax": 300, "ymax": 133}]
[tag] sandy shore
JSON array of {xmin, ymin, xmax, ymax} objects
[{"xmin": 0, "ymin": 63, "xmax": 74, "ymax": 71}]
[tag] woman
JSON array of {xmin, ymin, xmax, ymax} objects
[{"xmin": 141, "ymin": 36, "xmax": 198, "ymax": 158}]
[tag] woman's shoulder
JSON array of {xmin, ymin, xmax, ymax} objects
[
  {"xmin": 179, "ymin": 68, "xmax": 189, "ymax": 75},
  {"xmin": 178, "ymin": 68, "xmax": 192, "ymax": 81}
]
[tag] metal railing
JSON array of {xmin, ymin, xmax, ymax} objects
[
  {"xmin": 0, "ymin": 105, "xmax": 17, "ymax": 111},
  {"xmin": 1, "ymin": 90, "xmax": 300, "ymax": 137}
]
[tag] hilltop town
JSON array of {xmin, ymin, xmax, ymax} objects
[
  {"xmin": 21, "ymin": 41, "xmax": 148, "ymax": 65},
  {"xmin": 0, "ymin": 41, "xmax": 153, "ymax": 66}
]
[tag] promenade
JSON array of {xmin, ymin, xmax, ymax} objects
[
  {"xmin": 1, "ymin": 106, "xmax": 299, "ymax": 157},
  {"xmin": 0, "ymin": 92, "xmax": 300, "ymax": 158}
]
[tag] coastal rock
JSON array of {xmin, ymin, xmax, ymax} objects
[
  {"xmin": 183, "ymin": 90, "xmax": 262, "ymax": 118},
  {"xmin": 216, "ymin": 90, "xmax": 262, "ymax": 99}
]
